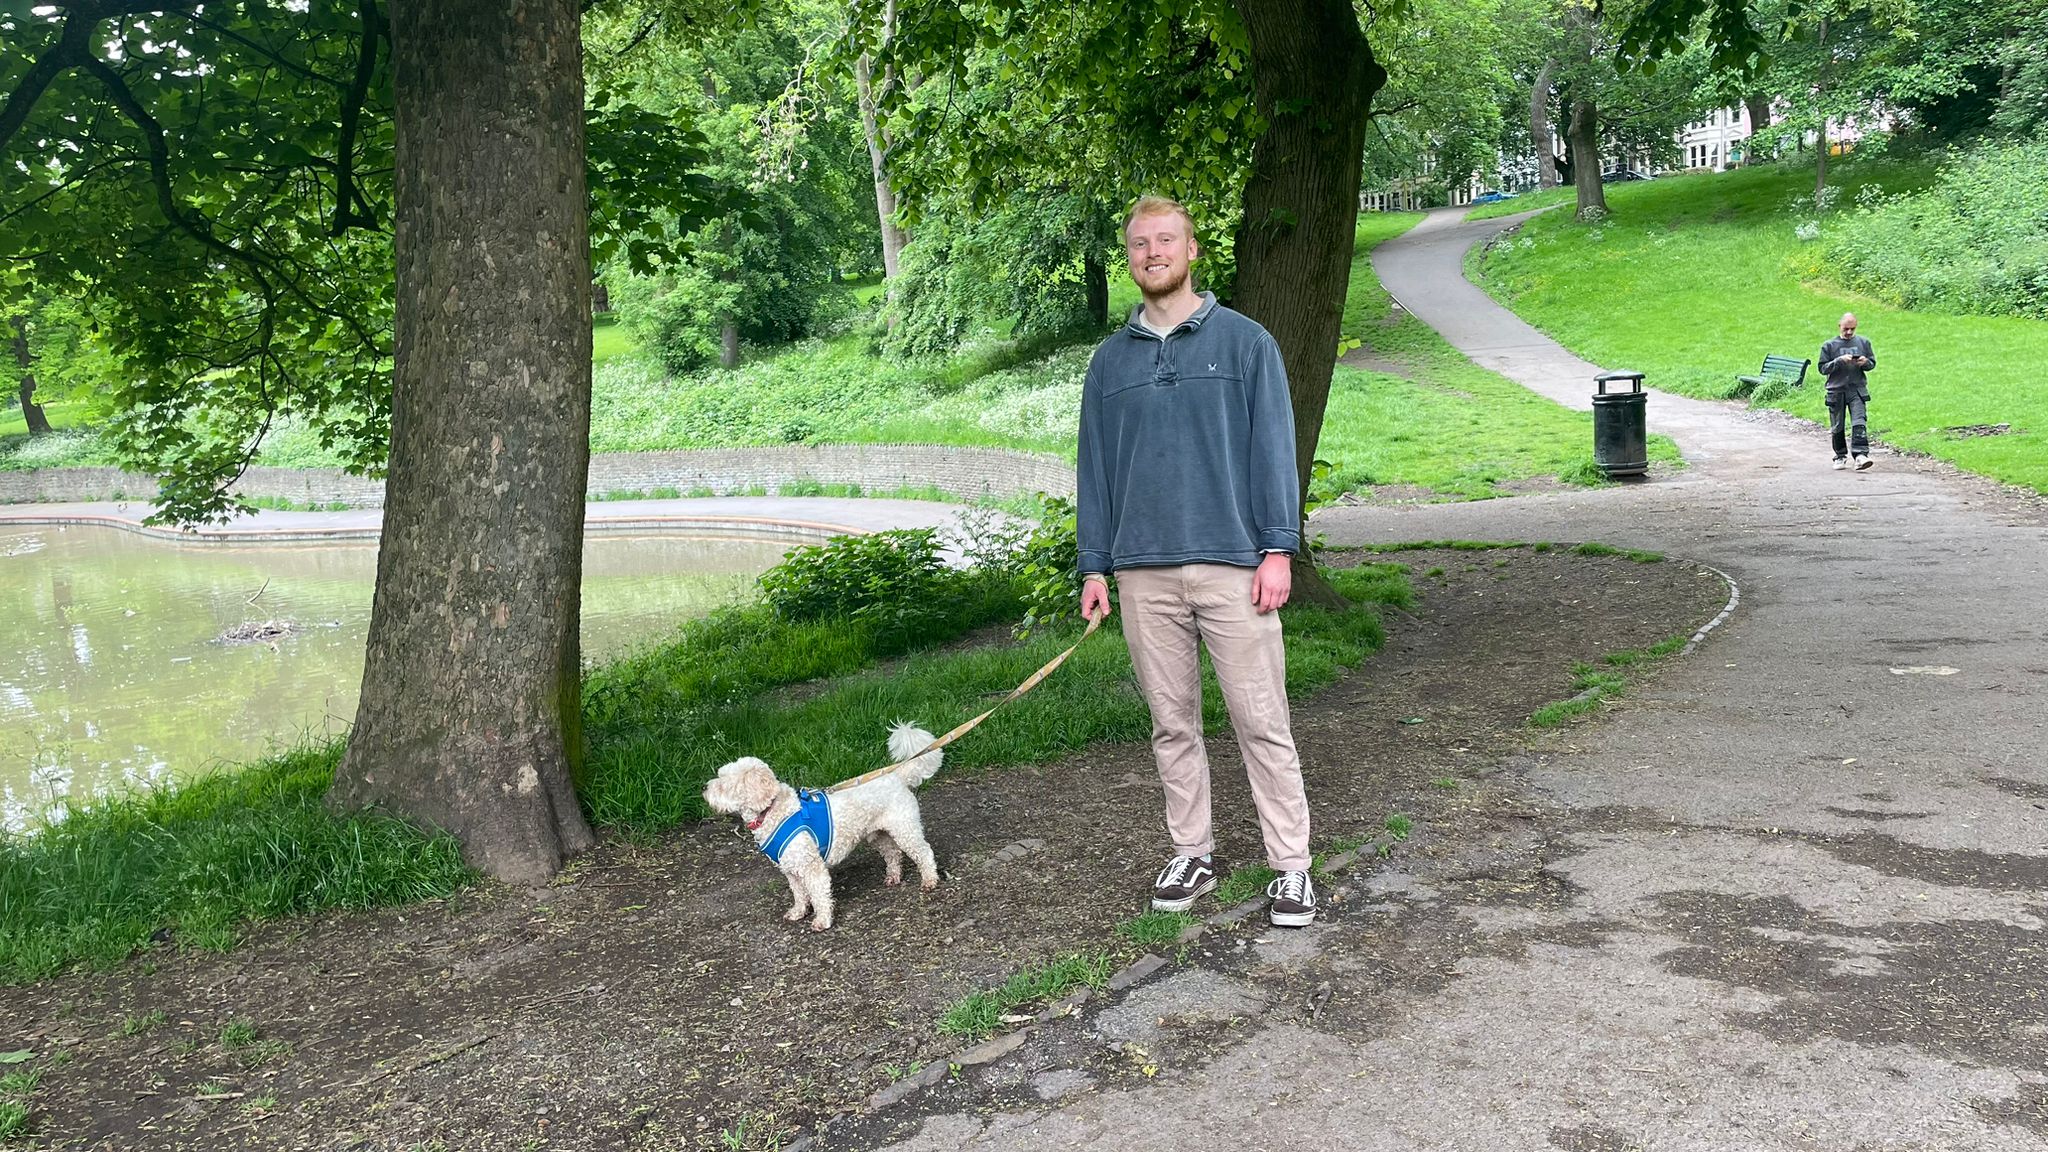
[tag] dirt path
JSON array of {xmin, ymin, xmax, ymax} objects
[
  {"xmin": 816, "ymin": 212, "xmax": 2048, "ymax": 1151},
  {"xmin": 0, "ymin": 547, "xmax": 1727, "ymax": 1150}
]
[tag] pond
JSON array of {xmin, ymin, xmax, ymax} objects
[{"xmin": 0, "ymin": 524, "xmax": 792, "ymax": 831}]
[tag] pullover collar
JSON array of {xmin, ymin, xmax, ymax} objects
[{"xmin": 1124, "ymin": 292, "xmax": 1219, "ymax": 342}]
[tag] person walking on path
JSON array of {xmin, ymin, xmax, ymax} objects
[
  {"xmin": 1820, "ymin": 312, "xmax": 1876, "ymax": 470},
  {"xmin": 1074, "ymin": 195, "xmax": 1317, "ymax": 928}
]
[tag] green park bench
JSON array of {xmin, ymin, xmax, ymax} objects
[{"xmin": 1735, "ymin": 354, "xmax": 1811, "ymax": 398}]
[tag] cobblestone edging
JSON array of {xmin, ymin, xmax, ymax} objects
[{"xmin": 0, "ymin": 444, "xmax": 1077, "ymax": 508}]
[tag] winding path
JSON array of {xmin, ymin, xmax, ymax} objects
[{"xmin": 863, "ymin": 208, "xmax": 2048, "ymax": 1150}]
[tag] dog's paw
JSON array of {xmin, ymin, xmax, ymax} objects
[
  {"xmin": 884, "ymin": 873, "xmax": 903, "ymax": 887},
  {"xmin": 920, "ymin": 877, "xmax": 939, "ymax": 892},
  {"xmin": 784, "ymin": 907, "xmax": 806, "ymax": 922},
  {"xmin": 809, "ymin": 917, "xmax": 832, "ymax": 932}
]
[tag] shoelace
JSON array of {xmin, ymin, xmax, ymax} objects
[
  {"xmin": 1266, "ymin": 870, "xmax": 1313, "ymax": 905},
  {"xmin": 1156, "ymin": 856, "xmax": 1198, "ymax": 888}
]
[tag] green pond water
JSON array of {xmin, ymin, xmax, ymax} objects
[{"xmin": 0, "ymin": 524, "xmax": 791, "ymax": 832}]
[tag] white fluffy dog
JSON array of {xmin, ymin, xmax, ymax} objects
[{"xmin": 704, "ymin": 722, "xmax": 943, "ymax": 931}]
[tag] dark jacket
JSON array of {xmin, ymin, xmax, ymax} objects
[
  {"xmin": 1819, "ymin": 335, "xmax": 1875, "ymax": 393},
  {"xmin": 1076, "ymin": 293, "xmax": 1300, "ymax": 575}
]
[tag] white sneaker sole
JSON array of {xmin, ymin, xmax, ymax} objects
[
  {"xmin": 1151, "ymin": 877, "xmax": 1216, "ymax": 912},
  {"xmin": 1269, "ymin": 906, "xmax": 1316, "ymax": 928},
  {"xmin": 1855, "ymin": 458, "xmax": 1873, "ymax": 470}
]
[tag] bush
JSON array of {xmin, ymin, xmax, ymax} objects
[
  {"xmin": 1012, "ymin": 495, "xmax": 1084, "ymax": 638},
  {"xmin": 1818, "ymin": 141, "xmax": 2048, "ymax": 319},
  {"xmin": 609, "ymin": 264, "xmax": 739, "ymax": 375},
  {"xmin": 757, "ymin": 529, "xmax": 963, "ymax": 642}
]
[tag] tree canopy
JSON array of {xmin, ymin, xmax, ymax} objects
[{"xmin": 0, "ymin": 1, "xmax": 734, "ymax": 521}]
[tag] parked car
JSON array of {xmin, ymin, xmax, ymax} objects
[
  {"xmin": 1600, "ymin": 168, "xmax": 1655, "ymax": 183},
  {"xmin": 1472, "ymin": 190, "xmax": 1511, "ymax": 204}
]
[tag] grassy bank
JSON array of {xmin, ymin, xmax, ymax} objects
[
  {"xmin": 1469, "ymin": 160, "xmax": 2048, "ymax": 493},
  {"xmin": 578, "ymin": 561, "xmax": 1411, "ymax": 833},
  {"xmin": 0, "ymin": 746, "xmax": 472, "ymax": 982},
  {"xmin": 1, "ymin": 552, "xmax": 1409, "ymax": 983},
  {"xmin": 1323, "ymin": 213, "xmax": 1680, "ymax": 499}
]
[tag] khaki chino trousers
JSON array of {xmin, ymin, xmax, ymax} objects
[{"xmin": 1115, "ymin": 563, "xmax": 1311, "ymax": 872}]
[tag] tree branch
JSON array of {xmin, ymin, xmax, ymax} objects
[
  {"xmin": 332, "ymin": 0, "xmax": 382, "ymax": 233},
  {"xmin": 81, "ymin": 53, "xmax": 384, "ymax": 355},
  {"xmin": 0, "ymin": 11, "xmax": 93, "ymax": 155}
]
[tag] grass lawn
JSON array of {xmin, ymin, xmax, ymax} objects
[
  {"xmin": 1324, "ymin": 212, "xmax": 1680, "ymax": 498},
  {"xmin": 1469, "ymin": 159, "xmax": 2048, "ymax": 493},
  {"xmin": 591, "ymin": 312, "xmax": 635, "ymax": 365},
  {"xmin": 1464, "ymin": 185, "xmax": 1576, "ymax": 222},
  {"xmin": 0, "ymin": 398, "xmax": 92, "ymax": 438}
]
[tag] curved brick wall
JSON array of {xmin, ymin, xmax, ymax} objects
[{"xmin": 0, "ymin": 444, "xmax": 1076, "ymax": 508}]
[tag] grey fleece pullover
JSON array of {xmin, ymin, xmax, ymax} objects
[
  {"xmin": 1819, "ymin": 334, "xmax": 1875, "ymax": 392},
  {"xmin": 1076, "ymin": 292, "xmax": 1301, "ymax": 576}
]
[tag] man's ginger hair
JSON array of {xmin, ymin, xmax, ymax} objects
[{"xmin": 1124, "ymin": 195, "xmax": 1197, "ymax": 241}]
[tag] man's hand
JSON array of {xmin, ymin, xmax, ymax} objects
[
  {"xmin": 1080, "ymin": 575, "xmax": 1113, "ymax": 623},
  {"xmin": 1252, "ymin": 553, "xmax": 1293, "ymax": 614}
]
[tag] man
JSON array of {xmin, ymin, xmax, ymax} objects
[
  {"xmin": 1075, "ymin": 195, "xmax": 1316, "ymax": 928},
  {"xmin": 1819, "ymin": 312, "xmax": 1876, "ymax": 470}
]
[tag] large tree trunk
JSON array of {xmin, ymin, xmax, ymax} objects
[
  {"xmin": 335, "ymin": 0, "xmax": 597, "ymax": 885},
  {"xmin": 1231, "ymin": 0, "xmax": 1386, "ymax": 608},
  {"xmin": 1083, "ymin": 246, "xmax": 1109, "ymax": 329},
  {"xmin": 1814, "ymin": 17, "xmax": 1831, "ymax": 199},
  {"xmin": 1530, "ymin": 60, "xmax": 1560, "ymax": 189},
  {"xmin": 855, "ymin": 0, "xmax": 908, "ymax": 285},
  {"xmin": 1569, "ymin": 97, "xmax": 1607, "ymax": 218},
  {"xmin": 8, "ymin": 318, "xmax": 52, "ymax": 436},
  {"xmin": 1744, "ymin": 93, "xmax": 1772, "ymax": 144}
]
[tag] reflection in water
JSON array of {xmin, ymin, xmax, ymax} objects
[{"xmin": 0, "ymin": 525, "xmax": 791, "ymax": 831}]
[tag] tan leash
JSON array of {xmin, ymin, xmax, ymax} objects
[{"xmin": 824, "ymin": 616, "xmax": 1104, "ymax": 794}]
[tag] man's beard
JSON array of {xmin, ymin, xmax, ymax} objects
[{"xmin": 1140, "ymin": 264, "xmax": 1192, "ymax": 302}]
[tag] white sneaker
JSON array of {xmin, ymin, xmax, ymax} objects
[
  {"xmin": 1854, "ymin": 455, "xmax": 1873, "ymax": 470},
  {"xmin": 1831, "ymin": 458, "xmax": 1848, "ymax": 470}
]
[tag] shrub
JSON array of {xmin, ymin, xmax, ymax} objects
[
  {"xmin": 609, "ymin": 264, "xmax": 739, "ymax": 375},
  {"xmin": 1818, "ymin": 141, "xmax": 2048, "ymax": 319},
  {"xmin": 757, "ymin": 529, "xmax": 960, "ymax": 641},
  {"xmin": 1012, "ymin": 496, "xmax": 1084, "ymax": 638}
]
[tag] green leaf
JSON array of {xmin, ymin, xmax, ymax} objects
[{"xmin": 0, "ymin": 1051, "xmax": 34, "ymax": 1064}]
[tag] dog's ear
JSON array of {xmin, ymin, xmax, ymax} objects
[
  {"xmin": 705, "ymin": 757, "xmax": 780, "ymax": 814},
  {"xmin": 735, "ymin": 759, "xmax": 782, "ymax": 811},
  {"xmin": 704, "ymin": 757, "xmax": 761, "ymax": 814}
]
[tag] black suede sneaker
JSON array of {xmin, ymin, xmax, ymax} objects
[
  {"xmin": 1151, "ymin": 855, "xmax": 1218, "ymax": 912},
  {"xmin": 1267, "ymin": 869, "xmax": 1317, "ymax": 927}
]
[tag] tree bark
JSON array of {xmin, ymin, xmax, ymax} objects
[
  {"xmin": 334, "ymin": 0, "xmax": 597, "ymax": 885},
  {"xmin": 720, "ymin": 321, "xmax": 740, "ymax": 369},
  {"xmin": 1814, "ymin": 17, "xmax": 1831, "ymax": 199},
  {"xmin": 1530, "ymin": 60, "xmax": 1560, "ymax": 189},
  {"xmin": 1230, "ymin": 0, "xmax": 1386, "ymax": 608},
  {"xmin": 855, "ymin": 0, "xmax": 908, "ymax": 284},
  {"xmin": 1083, "ymin": 245, "xmax": 1109, "ymax": 329},
  {"xmin": 1744, "ymin": 93, "xmax": 1772, "ymax": 139},
  {"xmin": 8, "ymin": 318, "xmax": 52, "ymax": 436},
  {"xmin": 1569, "ymin": 97, "xmax": 1607, "ymax": 218}
]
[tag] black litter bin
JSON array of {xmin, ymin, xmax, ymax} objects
[{"xmin": 1592, "ymin": 371, "xmax": 1648, "ymax": 478}]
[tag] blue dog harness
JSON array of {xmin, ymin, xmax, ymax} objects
[{"xmin": 760, "ymin": 788, "xmax": 834, "ymax": 864}]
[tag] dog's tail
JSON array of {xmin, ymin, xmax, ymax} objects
[{"xmin": 887, "ymin": 722, "xmax": 944, "ymax": 788}]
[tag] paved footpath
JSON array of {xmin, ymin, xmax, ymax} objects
[{"xmin": 854, "ymin": 208, "xmax": 2048, "ymax": 1149}]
